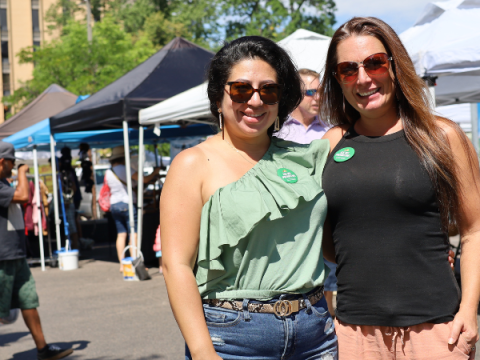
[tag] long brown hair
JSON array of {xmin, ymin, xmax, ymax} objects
[{"xmin": 319, "ymin": 16, "xmax": 471, "ymax": 233}]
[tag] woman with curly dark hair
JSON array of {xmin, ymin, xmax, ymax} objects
[
  {"xmin": 161, "ymin": 36, "xmax": 338, "ymax": 359},
  {"xmin": 321, "ymin": 17, "xmax": 480, "ymax": 359}
]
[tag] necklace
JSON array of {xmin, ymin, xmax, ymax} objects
[{"xmin": 223, "ymin": 139, "xmax": 256, "ymax": 166}]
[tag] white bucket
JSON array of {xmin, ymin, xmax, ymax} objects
[{"xmin": 58, "ymin": 250, "xmax": 79, "ymax": 271}]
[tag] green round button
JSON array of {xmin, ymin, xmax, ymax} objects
[
  {"xmin": 333, "ymin": 147, "xmax": 355, "ymax": 162},
  {"xmin": 277, "ymin": 168, "xmax": 298, "ymax": 183}
]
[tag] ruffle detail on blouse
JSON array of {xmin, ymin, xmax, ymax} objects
[{"xmin": 196, "ymin": 138, "xmax": 330, "ymax": 286}]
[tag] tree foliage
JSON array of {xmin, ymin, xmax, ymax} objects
[
  {"xmin": 3, "ymin": 17, "xmax": 155, "ymax": 110},
  {"xmin": 5, "ymin": 0, "xmax": 336, "ymax": 113},
  {"xmin": 221, "ymin": 0, "xmax": 336, "ymax": 41}
]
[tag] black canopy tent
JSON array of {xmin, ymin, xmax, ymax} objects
[
  {"xmin": 50, "ymin": 37, "xmax": 214, "ymax": 132},
  {"xmin": 49, "ymin": 37, "xmax": 214, "ymax": 258}
]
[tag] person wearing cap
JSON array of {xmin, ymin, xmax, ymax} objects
[
  {"xmin": 106, "ymin": 146, "xmax": 160, "ymax": 272},
  {"xmin": 0, "ymin": 141, "xmax": 73, "ymax": 359}
]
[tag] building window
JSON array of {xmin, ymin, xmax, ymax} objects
[
  {"xmin": 1, "ymin": 40, "xmax": 8, "ymax": 72},
  {"xmin": 0, "ymin": 8, "xmax": 7, "ymax": 31},
  {"xmin": 3, "ymin": 73, "xmax": 10, "ymax": 96}
]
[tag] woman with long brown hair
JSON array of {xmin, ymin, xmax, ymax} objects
[{"xmin": 320, "ymin": 17, "xmax": 480, "ymax": 359}]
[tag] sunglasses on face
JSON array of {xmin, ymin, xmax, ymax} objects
[
  {"xmin": 225, "ymin": 81, "xmax": 283, "ymax": 105},
  {"xmin": 304, "ymin": 89, "xmax": 317, "ymax": 97},
  {"xmin": 333, "ymin": 53, "xmax": 393, "ymax": 84}
]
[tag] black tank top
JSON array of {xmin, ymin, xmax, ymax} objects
[{"xmin": 322, "ymin": 127, "xmax": 460, "ymax": 327}]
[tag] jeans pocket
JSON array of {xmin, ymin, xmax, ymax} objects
[
  {"xmin": 310, "ymin": 298, "xmax": 329, "ymax": 318},
  {"xmin": 203, "ymin": 306, "xmax": 241, "ymax": 327}
]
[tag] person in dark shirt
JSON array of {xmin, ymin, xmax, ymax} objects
[{"xmin": 0, "ymin": 141, "xmax": 73, "ymax": 360}]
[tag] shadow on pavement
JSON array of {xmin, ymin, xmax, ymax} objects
[
  {"xmin": 0, "ymin": 331, "xmax": 30, "ymax": 347},
  {"xmin": 8, "ymin": 341, "xmax": 89, "ymax": 360}
]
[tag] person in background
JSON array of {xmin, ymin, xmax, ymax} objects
[
  {"xmin": 106, "ymin": 146, "xmax": 160, "ymax": 272},
  {"xmin": 321, "ymin": 17, "xmax": 480, "ymax": 359},
  {"xmin": 58, "ymin": 149, "xmax": 79, "ymax": 250},
  {"xmin": 275, "ymin": 68, "xmax": 337, "ymax": 318},
  {"xmin": 275, "ymin": 68, "xmax": 329, "ymax": 142},
  {"xmin": 0, "ymin": 141, "xmax": 73, "ymax": 360}
]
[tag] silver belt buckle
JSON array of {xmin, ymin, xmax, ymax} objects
[{"xmin": 273, "ymin": 300, "xmax": 293, "ymax": 316}]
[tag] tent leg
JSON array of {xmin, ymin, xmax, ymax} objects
[
  {"xmin": 33, "ymin": 146, "xmax": 46, "ymax": 271},
  {"xmin": 137, "ymin": 127, "xmax": 145, "ymax": 257},
  {"xmin": 471, "ymin": 103, "xmax": 479, "ymax": 155},
  {"xmin": 50, "ymin": 134, "xmax": 62, "ymax": 252},
  {"xmin": 122, "ymin": 121, "xmax": 137, "ymax": 258}
]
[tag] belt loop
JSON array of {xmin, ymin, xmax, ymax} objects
[
  {"xmin": 242, "ymin": 299, "xmax": 251, "ymax": 321},
  {"xmin": 302, "ymin": 293, "xmax": 313, "ymax": 314}
]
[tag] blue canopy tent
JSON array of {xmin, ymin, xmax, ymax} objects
[
  {"xmin": 4, "ymin": 119, "xmax": 214, "ymax": 270},
  {"xmin": 5, "ymin": 118, "xmax": 214, "ymax": 150}
]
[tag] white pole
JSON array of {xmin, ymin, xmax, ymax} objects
[
  {"xmin": 33, "ymin": 146, "xmax": 46, "ymax": 271},
  {"xmin": 92, "ymin": 149, "xmax": 100, "ymax": 219},
  {"xmin": 471, "ymin": 103, "xmax": 479, "ymax": 155},
  {"xmin": 136, "ymin": 127, "xmax": 145, "ymax": 255},
  {"xmin": 85, "ymin": 0, "xmax": 92, "ymax": 43},
  {"xmin": 49, "ymin": 134, "xmax": 62, "ymax": 252},
  {"xmin": 122, "ymin": 121, "xmax": 137, "ymax": 258}
]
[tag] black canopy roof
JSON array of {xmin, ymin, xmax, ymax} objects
[{"xmin": 50, "ymin": 37, "xmax": 213, "ymax": 133}]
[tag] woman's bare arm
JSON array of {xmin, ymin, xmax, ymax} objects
[
  {"xmin": 160, "ymin": 147, "xmax": 222, "ymax": 360},
  {"xmin": 441, "ymin": 122, "xmax": 480, "ymax": 350}
]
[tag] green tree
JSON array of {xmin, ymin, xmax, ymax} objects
[
  {"xmin": 3, "ymin": 17, "xmax": 156, "ymax": 111},
  {"xmin": 45, "ymin": 0, "xmax": 83, "ymax": 33},
  {"xmin": 221, "ymin": 0, "xmax": 336, "ymax": 41}
]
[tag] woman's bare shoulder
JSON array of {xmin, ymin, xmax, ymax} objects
[{"xmin": 322, "ymin": 125, "xmax": 349, "ymax": 152}]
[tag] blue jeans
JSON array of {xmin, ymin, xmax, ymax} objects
[
  {"xmin": 110, "ymin": 202, "xmax": 137, "ymax": 234},
  {"xmin": 185, "ymin": 295, "xmax": 338, "ymax": 359}
]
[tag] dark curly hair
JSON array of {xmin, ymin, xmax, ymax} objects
[{"xmin": 207, "ymin": 36, "xmax": 303, "ymax": 136}]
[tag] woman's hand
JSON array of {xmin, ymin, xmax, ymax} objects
[
  {"xmin": 448, "ymin": 249, "xmax": 455, "ymax": 271},
  {"xmin": 448, "ymin": 308, "xmax": 479, "ymax": 359}
]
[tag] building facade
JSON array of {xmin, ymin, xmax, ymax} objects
[{"xmin": 0, "ymin": 0, "xmax": 59, "ymax": 123}]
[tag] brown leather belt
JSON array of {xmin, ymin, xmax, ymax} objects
[{"xmin": 202, "ymin": 286, "xmax": 324, "ymax": 317}]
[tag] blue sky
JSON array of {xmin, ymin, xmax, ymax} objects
[{"xmin": 333, "ymin": 0, "xmax": 444, "ymax": 35}]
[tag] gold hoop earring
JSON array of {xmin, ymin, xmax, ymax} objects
[{"xmin": 274, "ymin": 116, "xmax": 280, "ymax": 131}]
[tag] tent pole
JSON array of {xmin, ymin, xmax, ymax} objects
[
  {"xmin": 122, "ymin": 121, "xmax": 137, "ymax": 258},
  {"xmin": 33, "ymin": 145, "xmax": 46, "ymax": 271},
  {"xmin": 471, "ymin": 103, "xmax": 479, "ymax": 155},
  {"xmin": 92, "ymin": 150, "xmax": 100, "ymax": 219},
  {"xmin": 49, "ymin": 134, "xmax": 62, "ymax": 252},
  {"xmin": 423, "ymin": 76, "xmax": 437, "ymax": 108},
  {"xmin": 137, "ymin": 127, "xmax": 145, "ymax": 255}
]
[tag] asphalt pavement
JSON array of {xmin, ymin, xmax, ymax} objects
[
  {"xmin": 1, "ymin": 242, "xmax": 479, "ymax": 360},
  {"xmin": 0, "ymin": 244, "xmax": 184, "ymax": 359}
]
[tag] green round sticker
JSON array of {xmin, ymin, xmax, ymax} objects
[
  {"xmin": 333, "ymin": 147, "xmax": 355, "ymax": 162},
  {"xmin": 277, "ymin": 168, "xmax": 298, "ymax": 183}
]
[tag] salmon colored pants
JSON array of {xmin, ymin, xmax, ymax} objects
[{"xmin": 335, "ymin": 318, "xmax": 474, "ymax": 360}]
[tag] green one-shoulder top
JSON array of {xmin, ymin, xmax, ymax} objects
[{"xmin": 196, "ymin": 137, "xmax": 330, "ymax": 300}]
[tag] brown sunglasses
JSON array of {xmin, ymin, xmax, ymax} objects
[
  {"xmin": 333, "ymin": 53, "xmax": 393, "ymax": 84},
  {"xmin": 225, "ymin": 82, "xmax": 283, "ymax": 105}
]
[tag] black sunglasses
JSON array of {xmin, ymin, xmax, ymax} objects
[{"xmin": 225, "ymin": 82, "xmax": 283, "ymax": 105}]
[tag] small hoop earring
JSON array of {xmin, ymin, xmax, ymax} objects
[
  {"xmin": 342, "ymin": 95, "xmax": 346, "ymax": 113},
  {"xmin": 274, "ymin": 116, "xmax": 280, "ymax": 131}
]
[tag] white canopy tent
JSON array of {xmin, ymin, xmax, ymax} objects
[
  {"xmin": 139, "ymin": 29, "xmax": 332, "ymax": 126},
  {"xmin": 277, "ymin": 28, "xmax": 331, "ymax": 75},
  {"xmin": 400, "ymin": 0, "xmax": 480, "ymax": 150}
]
